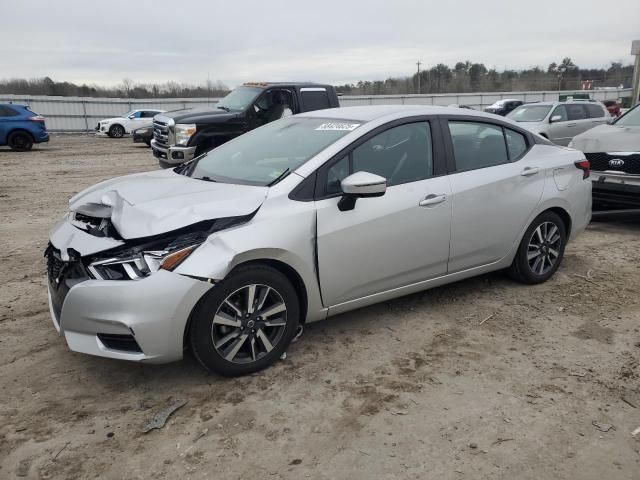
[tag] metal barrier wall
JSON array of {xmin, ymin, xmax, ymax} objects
[{"xmin": 0, "ymin": 88, "xmax": 632, "ymax": 132}]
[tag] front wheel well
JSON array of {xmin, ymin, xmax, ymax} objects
[{"xmin": 182, "ymin": 259, "xmax": 309, "ymax": 350}]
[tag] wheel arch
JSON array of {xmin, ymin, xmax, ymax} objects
[
  {"xmin": 546, "ymin": 206, "xmax": 572, "ymax": 238},
  {"xmin": 8, "ymin": 128, "xmax": 35, "ymax": 142},
  {"xmin": 182, "ymin": 258, "xmax": 310, "ymax": 350}
]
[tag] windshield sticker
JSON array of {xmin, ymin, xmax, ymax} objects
[{"xmin": 315, "ymin": 122, "xmax": 360, "ymax": 131}]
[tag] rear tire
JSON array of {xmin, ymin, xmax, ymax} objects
[
  {"xmin": 108, "ymin": 124, "xmax": 125, "ymax": 138},
  {"xmin": 508, "ymin": 211, "xmax": 567, "ymax": 284},
  {"xmin": 189, "ymin": 265, "xmax": 300, "ymax": 376},
  {"xmin": 7, "ymin": 131, "xmax": 34, "ymax": 151}
]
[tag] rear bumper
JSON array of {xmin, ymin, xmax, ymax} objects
[
  {"xmin": 48, "ymin": 270, "xmax": 212, "ymax": 364},
  {"xmin": 591, "ymin": 171, "xmax": 640, "ymax": 209},
  {"xmin": 151, "ymin": 139, "xmax": 197, "ymax": 167},
  {"xmin": 35, "ymin": 131, "xmax": 49, "ymax": 143}
]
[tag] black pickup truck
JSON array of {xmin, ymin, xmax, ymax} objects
[{"xmin": 152, "ymin": 82, "xmax": 340, "ymax": 168}]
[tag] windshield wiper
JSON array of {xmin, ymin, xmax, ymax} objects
[
  {"xmin": 266, "ymin": 168, "xmax": 291, "ymax": 187},
  {"xmin": 197, "ymin": 176, "xmax": 217, "ymax": 182},
  {"xmin": 217, "ymin": 106, "xmax": 231, "ymax": 112}
]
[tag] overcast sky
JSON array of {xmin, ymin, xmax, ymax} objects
[{"xmin": 1, "ymin": 0, "xmax": 639, "ymax": 88}]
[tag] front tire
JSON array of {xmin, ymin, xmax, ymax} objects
[
  {"xmin": 508, "ymin": 211, "xmax": 567, "ymax": 284},
  {"xmin": 8, "ymin": 131, "xmax": 34, "ymax": 151},
  {"xmin": 108, "ymin": 124, "xmax": 125, "ymax": 138},
  {"xmin": 189, "ymin": 265, "xmax": 300, "ymax": 376}
]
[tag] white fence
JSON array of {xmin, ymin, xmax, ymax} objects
[{"xmin": 0, "ymin": 88, "xmax": 632, "ymax": 132}]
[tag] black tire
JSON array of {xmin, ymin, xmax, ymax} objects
[
  {"xmin": 7, "ymin": 131, "xmax": 34, "ymax": 151},
  {"xmin": 108, "ymin": 124, "xmax": 125, "ymax": 138},
  {"xmin": 189, "ymin": 265, "xmax": 300, "ymax": 376},
  {"xmin": 508, "ymin": 211, "xmax": 567, "ymax": 284},
  {"xmin": 144, "ymin": 138, "xmax": 151, "ymax": 147}
]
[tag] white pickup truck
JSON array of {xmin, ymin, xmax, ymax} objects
[{"xmin": 96, "ymin": 109, "xmax": 164, "ymax": 138}]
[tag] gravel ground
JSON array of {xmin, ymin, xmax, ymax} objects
[{"xmin": 1, "ymin": 135, "xmax": 639, "ymax": 480}]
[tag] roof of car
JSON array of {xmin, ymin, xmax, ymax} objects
[
  {"xmin": 241, "ymin": 82, "xmax": 332, "ymax": 88},
  {"xmin": 298, "ymin": 105, "xmax": 497, "ymax": 122}
]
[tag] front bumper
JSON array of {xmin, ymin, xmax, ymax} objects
[
  {"xmin": 47, "ymin": 252, "xmax": 212, "ymax": 364},
  {"xmin": 151, "ymin": 139, "xmax": 197, "ymax": 167},
  {"xmin": 591, "ymin": 171, "xmax": 640, "ymax": 209}
]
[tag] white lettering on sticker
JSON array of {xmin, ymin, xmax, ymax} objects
[{"xmin": 315, "ymin": 123, "xmax": 360, "ymax": 131}]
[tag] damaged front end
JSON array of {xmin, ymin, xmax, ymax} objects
[{"xmin": 45, "ymin": 207, "xmax": 255, "ymax": 363}]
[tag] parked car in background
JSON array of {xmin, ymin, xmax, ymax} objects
[
  {"xmin": 0, "ymin": 103, "xmax": 49, "ymax": 151},
  {"xmin": 152, "ymin": 82, "xmax": 340, "ymax": 168},
  {"xmin": 46, "ymin": 105, "xmax": 591, "ymax": 376},
  {"xmin": 569, "ymin": 103, "xmax": 640, "ymax": 210},
  {"xmin": 484, "ymin": 99, "xmax": 523, "ymax": 116},
  {"xmin": 96, "ymin": 109, "xmax": 164, "ymax": 138},
  {"xmin": 132, "ymin": 126, "xmax": 153, "ymax": 146},
  {"xmin": 507, "ymin": 101, "xmax": 609, "ymax": 145}
]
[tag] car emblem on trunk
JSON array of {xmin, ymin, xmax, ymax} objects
[{"xmin": 609, "ymin": 159, "xmax": 624, "ymax": 167}]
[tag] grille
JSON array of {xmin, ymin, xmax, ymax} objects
[
  {"xmin": 586, "ymin": 152, "xmax": 640, "ymax": 175},
  {"xmin": 153, "ymin": 119, "xmax": 172, "ymax": 148},
  {"xmin": 45, "ymin": 244, "xmax": 90, "ymax": 320},
  {"xmin": 46, "ymin": 248, "xmax": 66, "ymax": 282}
]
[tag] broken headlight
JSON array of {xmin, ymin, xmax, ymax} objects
[{"xmin": 87, "ymin": 232, "xmax": 204, "ymax": 280}]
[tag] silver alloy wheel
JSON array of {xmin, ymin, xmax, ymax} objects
[
  {"xmin": 211, "ymin": 284, "xmax": 287, "ymax": 364},
  {"xmin": 527, "ymin": 221, "xmax": 561, "ymax": 276},
  {"xmin": 111, "ymin": 125, "xmax": 124, "ymax": 138}
]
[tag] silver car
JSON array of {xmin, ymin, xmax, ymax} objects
[
  {"xmin": 507, "ymin": 101, "xmax": 610, "ymax": 145},
  {"xmin": 46, "ymin": 106, "xmax": 592, "ymax": 376}
]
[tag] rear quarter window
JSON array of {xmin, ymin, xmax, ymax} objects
[{"xmin": 300, "ymin": 89, "xmax": 330, "ymax": 112}]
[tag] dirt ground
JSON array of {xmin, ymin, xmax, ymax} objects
[{"xmin": 1, "ymin": 135, "xmax": 639, "ymax": 480}]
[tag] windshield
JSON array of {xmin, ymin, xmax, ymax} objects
[
  {"xmin": 123, "ymin": 110, "xmax": 136, "ymax": 118},
  {"xmin": 507, "ymin": 105, "xmax": 552, "ymax": 122},
  {"xmin": 216, "ymin": 86, "xmax": 263, "ymax": 111},
  {"xmin": 186, "ymin": 117, "xmax": 362, "ymax": 186},
  {"xmin": 615, "ymin": 104, "xmax": 640, "ymax": 127}
]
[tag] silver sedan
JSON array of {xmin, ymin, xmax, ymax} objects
[{"xmin": 46, "ymin": 106, "xmax": 592, "ymax": 376}]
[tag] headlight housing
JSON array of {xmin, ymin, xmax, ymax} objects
[
  {"xmin": 175, "ymin": 123, "xmax": 197, "ymax": 146},
  {"xmin": 87, "ymin": 232, "xmax": 205, "ymax": 280}
]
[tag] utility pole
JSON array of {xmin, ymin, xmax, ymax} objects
[
  {"xmin": 416, "ymin": 61, "xmax": 422, "ymax": 94},
  {"xmin": 631, "ymin": 40, "xmax": 640, "ymax": 106}
]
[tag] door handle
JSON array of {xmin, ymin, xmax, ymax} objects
[
  {"xmin": 419, "ymin": 194, "xmax": 447, "ymax": 207},
  {"xmin": 520, "ymin": 167, "xmax": 540, "ymax": 176},
  {"xmin": 566, "ymin": 123, "xmax": 577, "ymax": 127}
]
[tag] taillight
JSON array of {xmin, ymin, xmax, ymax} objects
[
  {"xmin": 29, "ymin": 115, "xmax": 45, "ymax": 122},
  {"xmin": 575, "ymin": 159, "xmax": 590, "ymax": 179}
]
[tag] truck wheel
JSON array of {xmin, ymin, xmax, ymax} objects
[
  {"xmin": 108, "ymin": 124, "xmax": 125, "ymax": 138},
  {"xmin": 8, "ymin": 131, "xmax": 34, "ymax": 151}
]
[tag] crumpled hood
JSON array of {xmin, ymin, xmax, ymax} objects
[
  {"xmin": 570, "ymin": 124, "xmax": 640, "ymax": 153},
  {"xmin": 69, "ymin": 169, "xmax": 268, "ymax": 239}
]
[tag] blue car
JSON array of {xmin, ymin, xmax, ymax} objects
[{"xmin": 0, "ymin": 103, "xmax": 49, "ymax": 151}]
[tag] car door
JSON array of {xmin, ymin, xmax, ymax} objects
[
  {"xmin": 315, "ymin": 119, "xmax": 452, "ymax": 307},
  {"xmin": 444, "ymin": 119, "xmax": 545, "ymax": 272},
  {"xmin": 585, "ymin": 103, "xmax": 608, "ymax": 130},
  {"xmin": 124, "ymin": 111, "xmax": 144, "ymax": 132},
  {"xmin": 547, "ymin": 105, "xmax": 573, "ymax": 145},
  {"xmin": 564, "ymin": 104, "xmax": 590, "ymax": 140}
]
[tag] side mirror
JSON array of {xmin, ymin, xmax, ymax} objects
[
  {"xmin": 338, "ymin": 171, "xmax": 387, "ymax": 211},
  {"xmin": 128, "ymin": 115, "xmax": 136, "ymax": 119},
  {"xmin": 549, "ymin": 115, "xmax": 562, "ymax": 123}
]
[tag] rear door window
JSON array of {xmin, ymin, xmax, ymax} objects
[
  {"xmin": 448, "ymin": 121, "xmax": 509, "ymax": 172},
  {"xmin": 504, "ymin": 128, "xmax": 528, "ymax": 160},
  {"xmin": 565, "ymin": 104, "xmax": 587, "ymax": 121},
  {"xmin": 300, "ymin": 88, "xmax": 330, "ymax": 112},
  {"xmin": 586, "ymin": 104, "xmax": 606, "ymax": 118}
]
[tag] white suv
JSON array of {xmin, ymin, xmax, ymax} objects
[
  {"xmin": 507, "ymin": 101, "xmax": 610, "ymax": 146},
  {"xmin": 96, "ymin": 109, "xmax": 164, "ymax": 138}
]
